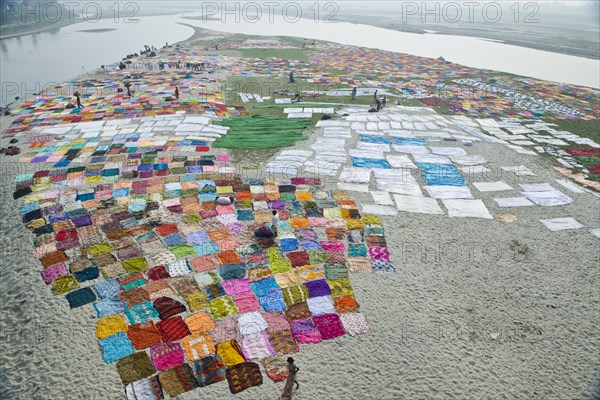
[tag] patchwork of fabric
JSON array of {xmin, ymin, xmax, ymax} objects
[{"xmin": 14, "ymin": 165, "xmax": 381, "ymax": 397}]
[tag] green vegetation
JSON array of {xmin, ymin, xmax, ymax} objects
[
  {"xmin": 545, "ymin": 119, "xmax": 600, "ymax": 144},
  {"xmin": 212, "ymin": 115, "xmax": 311, "ymax": 149},
  {"xmin": 233, "ymin": 48, "xmax": 308, "ymax": 61}
]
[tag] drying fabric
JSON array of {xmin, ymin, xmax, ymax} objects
[
  {"xmin": 472, "ymin": 181, "xmax": 513, "ymax": 192},
  {"xmin": 191, "ymin": 355, "xmax": 227, "ymax": 387},
  {"xmin": 340, "ymin": 313, "xmax": 370, "ymax": 336},
  {"xmin": 268, "ymin": 329, "xmax": 299, "ymax": 354},
  {"xmin": 361, "ymin": 204, "xmax": 398, "ymax": 216},
  {"xmin": 241, "ymin": 331, "xmax": 275, "ymax": 360},
  {"xmin": 117, "ymin": 351, "xmax": 157, "ymax": 386},
  {"xmin": 150, "ymin": 342, "xmax": 185, "ymax": 371},
  {"xmin": 352, "ymin": 157, "xmax": 391, "ymax": 169},
  {"xmin": 153, "ymin": 297, "xmax": 186, "ymax": 320},
  {"xmin": 372, "ymin": 260, "xmax": 397, "ymax": 273},
  {"xmin": 156, "ymin": 316, "xmax": 191, "ymax": 342},
  {"xmin": 157, "ymin": 363, "xmax": 198, "ymax": 397},
  {"xmin": 328, "ymin": 279, "xmax": 355, "ymax": 297},
  {"xmin": 225, "ymin": 361, "xmax": 263, "ymax": 394},
  {"xmin": 442, "ymin": 199, "xmax": 493, "ymax": 219},
  {"xmin": 423, "ymin": 185, "xmax": 473, "ymax": 199},
  {"xmin": 125, "ymin": 376, "xmax": 163, "ymax": 400},
  {"xmin": 521, "ymin": 190, "xmax": 573, "ymax": 207},
  {"xmin": 307, "ymin": 296, "xmax": 336, "ymax": 316},
  {"xmin": 125, "ymin": 301, "xmax": 160, "ymax": 324},
  {"xmin": 184, "ymin": 312, "xmax": 216, "ymax": 334},
  {"xmin": 285, "ymin": 301, "xmax": 312, "ymax": 321},
  {"xmin": 258, "ymin": 291, "xmax": 286, "ymax": 312},
  {"xmin": 313, "ymin": 314, "xmax": 345, "ymax": 340},
  {"xmin": 99, "ymin": 332, "xmax": 135, "ymax": 364},
  {"xmin": 339, "ymin": 167, "xmax": 371, "ymax": 184},
  {"xmin": 376, "ymin": 180, "xmax": 423, "ymax": 197},
  {"xmin": 96, "ymin": 315, "xmax": 128, "ymax": 340},
  {"xmin": 211, "ymin": 317, "xmax": 239, "ymax": 343},
  {"xmin": 261, "ymin": 353, "xmax": 289, "ymax": 383},
  {"xmin": 291, "ymin": 318, "xmax": 321, "ymax": 344},
  {"xmin": 494, "ymin": 197, "xmax": 535, "ymax": 208},
  {"xmin": 334, "ymin": 296, "xmax": 360, "ymax": 314},
  {"xmin": 209, "ymin": 296, "xmax": 239, "ymax": 319},
  {"xmin": 238, "ymin": 311, "xmax": 269, "ymax": 335},
  {"xmin": 216, "ymin": 339, "xmax": 246, "ymax": 367},
  {"xmin": 181, "ymin": 333, "xmax": 215, "ymax": 361},
  {"xmin": 325, "ymin": 264, "xmax": 350, "ymax": 280},
  {"xmin": 127, "ymin": 322, "xmax": 162, "ymax": 350},
  {"xmin": 371, "ymin": 190, "xmax": 394, "ymax": 205},
  {"xmin": 540, "ymin": 217, "xmax": 584, "ymax": 231},
  {"xmin": 66, "ymin": 287, "xmax": 97, "ymax": 308},
  {"xmin": 393, "ymin": 194, "xmax": 444, "ymax": 214},
  {"xmin": 281, "ymin": 285, "xmax": 310, "ymax": 306},
  {"xmin": 94, "ymin": 296, "xmax": 126, "ymax": 318}
]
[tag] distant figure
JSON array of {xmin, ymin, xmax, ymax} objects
[
  {"xmin": 382, "ymin": 96, "xmax": 387, "ymax": 108},
  {"xmin": 271, "ymin": 210, "xmax": 279, "ymax": 237},
  {"xmin": 216, "ymin": 196, "xmax": 234, "ymax": 205},
  {"xmin": 311, "ymin": 40, "xmax": 315, "ymax": 45},
  {"xmin": 174, "ymin": 86, "xmax": 179, "ymax": 99},
  {"xmin": 376, "ymin": 98, "xmax": 382, "ymax": 112},
  {"xmin": 74, "ymin": 91, "xmax": 83, "ymax": 108},
  {"xmin": 126, "ymin": 86, "xmax": 132, "ymax": 98},
  {"xmin": 373, "ymin": 90, "xmax": 378, "ymax": 104},
  {"xmin": 351, "ymin": 86, "xmax": 357, "ymax": 101},
  {"xmin": 292, "ymin": 93, "xmax": 302, "ymax": 103},
  {"xmin": 289, "ymin": 71, "xmax": 295, "ymax": 83}
]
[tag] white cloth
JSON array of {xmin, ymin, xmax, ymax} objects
[
  {"xmin": 386, "ymin": 154, "xmax": 417, "ymax": 169},
  {"xmin": 540, "ymin": 217, "xmax": 584, "ymax": 231},
  {"xmin": 520, "ymin": 183, "xmax": 555, "ymax": 192},
  {"xmin": 430, "ymin": 146, "xmax": 467, "ymax": 156},
  {"xmin": 443, "ymin": 199, "xmax": 493, "ymax": 219},
  {"xmin": 307, "ymin": 296, "xmax": 336, "ymax": 316},
  {"xmin": 361, "ymin": 204, "xmax": 398, "ymax": 216},
  {"xmin": 376, "ymin": 180, "xmax": 423, "ymax": 196},
  {"xmin": 339, "ymin": 167, "xmax": 371, "ymax": 184},
  {"xmin": 337, "ymin": 182, "xmax": 370, "ymax": 193},
  {"xmin": 238, "ymin": 311, "xmax": 269, "ymax": 335},
  {"xmin": 494, "ymin": 197, "xmax": 535, "ymax": 207},
  {"xmin": 371, "ymin": 191, "xmax": 394, "ymax": 205},
  {"xmin": 472, "ymin": 181, "xmax": 513, "ymax": 192},
  {"xmin": 555, "ymin": 179, "xmax": 585, "ymax": 194},
  {"xmin": 521, "ymin": 190, "xmax": 573, "ymax": 206},
  {"xmin": 424, "ymin": 185, "xmax": 473, "ymax": 199},
  {"xmin": 413, "ymin": 153, "xmax": 452, "ymax": 164},
  {"xmin": 394, "ymin": 194, "xmax": 444, "ymax": 215}
]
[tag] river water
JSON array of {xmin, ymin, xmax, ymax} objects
[{"xmin": 1, "ymin": 14, "xmax": 598, "ymax": 106}]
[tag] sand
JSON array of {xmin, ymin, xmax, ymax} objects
[{"xmin": 1, "ymin": 101, "xmax": 599, "ymax": 400}]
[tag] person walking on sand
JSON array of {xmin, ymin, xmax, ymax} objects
[
  {"xmin": 289, "ymin": 71, "xmax": 296, "ymax": 83},
  {"xmin": 351, "ymin": 86, "xmax": 357, "ymax": 101},
  {"xmin": 280, "ymin": 357, "xmax": 300, "ymax": 399},
  {"xmin": 271, "ymin": 210, "xmax": 280, "ymax": 237},
  {"xmin": 376, "ymin": 98, "xmax": 382, "ymax": 112},
  {"xmin": 373, "ymin": 90, "xmax": 378, "ymax": 104},
  {"xmin": 174, "ymin": 86, "xmax": 179, "ymax": 99},
  {"xmin": 382, "ymin": 95, "xmax": 387, "ymax": 108}
]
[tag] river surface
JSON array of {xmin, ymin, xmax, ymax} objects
[{"xmin": 1, "ymin": 14, "xmax": 598, "ymax": 106}]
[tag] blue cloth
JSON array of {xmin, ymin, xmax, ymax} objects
[
  {"xmin": 250, "ymin": 277, "xmax": 281, "ymax": 297},
  {"xmin": 74, "ymin": 267, "xmax": 100, "ymax": 282},
  {"xmin": 66, "ymin": 287, "xmax": 97, "ymax": 308},
  {"xmin": 219, "ymin": 264, "xmax": 246, "ymax": 281},
  {"xmin": 163, "ymin": 233, "xmax": 187, "ymax": 247},
  {"xmin": 280, "ymin": 238, "xmax": 299, "ymax": 252},
  {"xmin": 352, "ymin": 157, "xmax": 391, "ymax": 169},
  {"xmin": 125, "ymin": 301, "xmax": 159, "ymax": 324},
  {"xmin": 237, "ymin": 210, "xmax": 254, "ymax": 221},
  {"xmin": 99, "ymin": 332, "xmax": 135, "ymax": 364},
  {"xmin": 416, "ymin": 163, "xmax": 460, "ymax": 174},
  {"xmin": 422, "ymin": 173, "xmax": 467, "ymax": 186},
  {"xmin": 257, "ymin": 291, "xmax": 286, "ymax": 312},
  {"xmin": 301, "ymin": 240, "xmax": 322, "ymax": 251},
  {"xmin": 187, "ymin": 231, "xmax": 211, "ymax": 245},
  {"xmin": 394, "ymin": 137, "xmax": 427, "ymax": 146},
  {"xmin": 194, "ymin": 242, "xmax": 220, "ymax": 256},
  {"xmin": 359, "ymin": 135, "xmax": 392, "ymax": 144},
  {"xmin": 94, "ymin": 296, "xmax": 126, "ymax": 318}
]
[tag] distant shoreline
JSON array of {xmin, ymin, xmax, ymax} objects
[{"xmin": 1, "ymin": 12, "xmax": 597, "ymax": 60}]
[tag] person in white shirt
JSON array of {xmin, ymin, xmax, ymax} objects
[{"xmin": 271, "ymin": 210, "xmax": 280, "ymax": 237}]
